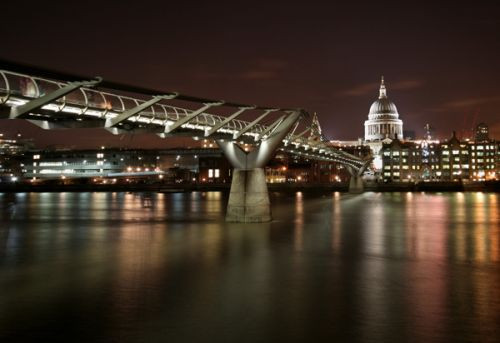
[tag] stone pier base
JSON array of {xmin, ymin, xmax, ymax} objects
[
  {"xmin": 349, "ymin": 175, "xmax": 364, "ymax": 193},
  {"xmin": 226, "ymin": 168, "xmax": 271, "ymax": 223}
]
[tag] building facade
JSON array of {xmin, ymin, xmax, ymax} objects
[
  {"xmin": 14, "ymin": 146, "xmax": 239, "ymax": 184},
  {"xmin": 364, "ymin": 77, "xmax": 403, "ymax": 142},
  {"xmin": 0, "ymin": 133, "xmax": 33, "ymax": 182},
  {"xmin": 381, "ymin": 130, "xmax": 498, "ymax": 182},
  {"xmin": 360, "ymin": 77, "xmax": 405, "ymax": 171}
]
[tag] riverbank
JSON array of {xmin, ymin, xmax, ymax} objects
[
  {"xmin": 0, "ymin": 180, "xmax": 498, "ymax": 193},
  {"xmin": 367, "ymin": 180, "xmax": 500, "ymax": 192}
]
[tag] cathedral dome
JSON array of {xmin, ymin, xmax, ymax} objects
[
  {"xmin": 369, "ymin": 98, "xmax": 398, "ymax": 116},
  {"xmin": 364, "ymin": 76, "xmax": 403, "ymax": 142},
  {"xmin": 368, "ymin": 76, "xmax": 399, "ymax": 120}
]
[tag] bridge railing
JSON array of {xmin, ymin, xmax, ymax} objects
[{"xmin": 0, "ymin": 70, "xmax": 274, "ymax": 136}]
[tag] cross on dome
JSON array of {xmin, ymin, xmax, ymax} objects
[{"xmin": 379, "ymin": 76, "xmax": 387, "ymax": 99}]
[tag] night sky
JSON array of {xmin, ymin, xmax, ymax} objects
[{"xmin": 1, "ymin": 1, "xmax": 499, "ymax": 148}]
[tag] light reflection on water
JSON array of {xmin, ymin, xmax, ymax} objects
[{"xmin": 0, "ymin": 191, "xmax": 499, "ymax": 342}]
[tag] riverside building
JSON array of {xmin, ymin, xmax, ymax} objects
[{"xmin": 381, "ymin": 125, "xmax": 498, "ymax": 182}]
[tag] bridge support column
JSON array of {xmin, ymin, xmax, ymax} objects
[
  {"xmin": 348, "ymin": 174, "xmax": 364, "ymax": 193},
  {"xmin": 217, "ymin": 110, "xmax": 302, "ymax": 223},
  {"xmin": 226, "ymin": 168, "xmax": 271, "ymax": 222},
  {"xmin": 347, "ymin": 160, "xmax": 371, "ymax": 193}
]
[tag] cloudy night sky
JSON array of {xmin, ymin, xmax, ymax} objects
[{"xmin": 1, "ymin": 1, "xmax": 499, "ymax": 148}]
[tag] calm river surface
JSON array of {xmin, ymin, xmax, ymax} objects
[{"xmin": 0, "ymin": 191, "xmax": 499, "ymax": 342}]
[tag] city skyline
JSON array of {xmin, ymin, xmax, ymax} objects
[
  {"xmin": 1, "ymin": 1, "xmax": 500, "ymax": 148},
  {"xmin": 1, "ymin": 3, "xmax": 500, "ymax": 341}
]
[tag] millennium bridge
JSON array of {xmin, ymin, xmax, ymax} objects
[{"xmin": 0, "ymin": 62, "xmax": 370, "ymax": 222}]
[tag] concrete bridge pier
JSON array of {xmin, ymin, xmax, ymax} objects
[
  {"xmin": 217, "ymin": 110, "xmax": 302, "ymax": 223},
  {"xmin": 348, "ymin": 174, "xmax": 364, "ymax": 193},
  {"xmin": 347, "ymin": 163, "xmax": 370, "ymax": 193},
  {"xmin": 226, "ymin": 168, "xmax": 271, "ymax": 222}
]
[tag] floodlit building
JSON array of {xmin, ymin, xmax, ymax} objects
[
  {"xmin": 364, "ymin": 76, "xmax": 403, "ymax": 142},
  {"xmin": 24, "ymin": 149, "xmax": 156, "ymax": 180},
  {"xmin": 361, "ymin": 77, "xmax": 405, "ymax": 170},
  {"xmin": 381, "ymin": 130, "xmax": 498, "ymax": 182}
]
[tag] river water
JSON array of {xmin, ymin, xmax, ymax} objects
[{"xmin": 0, "ymin": 191, "xmax": 499, "ymax": 342}]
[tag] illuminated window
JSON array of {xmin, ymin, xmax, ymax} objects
[
  {"xmin": 40, "ymin": 162, "xmax": 63, "ymax": 167},
  {"xmin": 97, "ymin": 153, "xmax": 104, "ymax": 158},
  {"xmin": 215, "ymin": 169, "xmax": 220, "ymax": 178},
  {"xmin": 442, "ymin": 151, "xmax": 449, "ymax": 155},
  {"xmin": 97, "ymin": 161, "xmax": 104, "ymax": 166},
  {"xmin": 33, "ymin": 154, "xmax": 40, "ymax": 160},
  {"xmin": 452, "ymin": 150, "xmax": 459, "ymax": 155},
  {"xmin": 40, "ymin": 169, "xmax": 73, "ymax": 174},
  {"xmin": 208, "ymin": 169, "xmax": 213, "ymax": 178}
]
